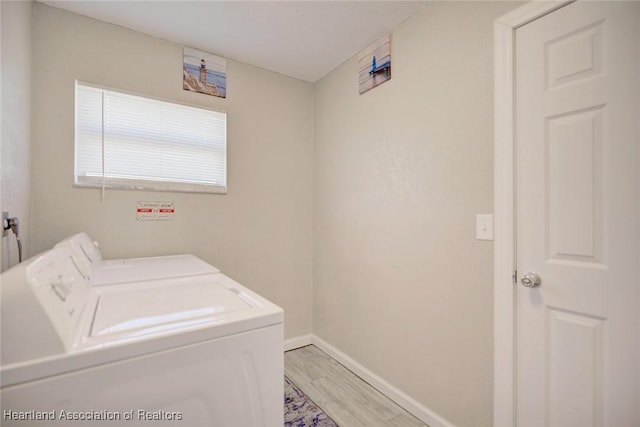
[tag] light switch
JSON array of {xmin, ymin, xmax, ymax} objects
[{"xmin": 476, "ymin": 214, "xmax": 494, "ymax": 241}]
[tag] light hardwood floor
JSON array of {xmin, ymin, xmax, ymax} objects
[{"xmin": 284, "ymin": 345, "xmax": 429, "ymax": 427}]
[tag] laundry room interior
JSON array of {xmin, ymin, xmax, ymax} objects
[
  {"xmin": 2, "ymin": 1, "xmax": 638, "ymax": 427},
  {"xmin": 0, "ymin": 1, "xmax": 553, "ymax": 426}
]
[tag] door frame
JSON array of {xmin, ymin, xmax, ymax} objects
[{"xmin": 493, "ymin": 2, "xmax": 573, "ymax": 426}]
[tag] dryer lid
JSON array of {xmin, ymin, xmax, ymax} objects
[
  {"xmin": 90, "ymin": 281, "xmax": 251, "ymax": 337},
  {"xmin": 90, "ymin": 254, "xmax": 219, "ymax": 286}
]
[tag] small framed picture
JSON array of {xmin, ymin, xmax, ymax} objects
[
  {"xmin": 183, "ymin": 47, "xmax": 227, "ymax": 98},
  {"xmin": 358, "ymin": 33, "xmax": 391, "ymax": 94}
]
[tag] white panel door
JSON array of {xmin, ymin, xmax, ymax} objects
[{"xmin": 515, "ymin": 2, "xmax": 639, "ymax": 426}]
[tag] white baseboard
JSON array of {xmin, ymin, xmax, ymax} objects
[
  {"xmin": 284, "ymin": 334, "xmax": 313, "ymax": 351},
  {"xmin": 310, "ymin": 335, "xmax": 457, "ymax": 427}
]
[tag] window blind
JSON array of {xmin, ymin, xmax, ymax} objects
[{"xmin": 75, "ymin": 82, "xmax": 227, "ymax": 194}]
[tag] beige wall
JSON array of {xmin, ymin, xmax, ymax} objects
[
  {"xmin": 1, "ymin": 1, "xmax": 32, "ymax": 272},
  {"xmin": 313, "ymin": 2, "xmax": 520, "ymax": 426},
  {"xmin": 17, "ymin": 1, "xmax": 525, "ymax": 425},
  {"xmin": 29, "ymin": 3, "xmax": 314, "ymax": 339}
]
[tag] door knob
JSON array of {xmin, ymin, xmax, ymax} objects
[{"xmin": 520, "ymin": 272, "xmax": 541, "ymax": 288}]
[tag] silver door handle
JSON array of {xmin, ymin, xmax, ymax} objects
[{"xmin": 520, "ymin": 272, "xmax": 541, "ymax": 288}]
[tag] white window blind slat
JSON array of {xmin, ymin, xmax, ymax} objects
[{"xmin": 75, "ymin": 82, "xmax": 227, "ymax": 194}]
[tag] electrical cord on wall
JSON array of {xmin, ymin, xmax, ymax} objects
[{"xmin": 3, "ymin": 217, "xmax": 22, "ymax": 263}]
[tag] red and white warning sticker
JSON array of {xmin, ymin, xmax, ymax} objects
[{"xmin": 137, "ymin": 201, "xmax": 175, "ymax": 221}]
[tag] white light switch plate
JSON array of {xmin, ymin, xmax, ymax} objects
[{"xmin": 476, "ymin": 214, "xmax": 494, "ymax": 241}]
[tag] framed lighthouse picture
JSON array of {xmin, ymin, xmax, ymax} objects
[
  {"xmin": 183, "ymin": 47, "xmax": 227, "ymax": 98},
  {"xmin": 358, "ymin": 33, "xmax": 391, "ymax": 94}
]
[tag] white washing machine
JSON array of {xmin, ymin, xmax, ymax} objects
[
  {"xmin": 54, "ymin": 232, "xmax": 220, "ymax": 285},
  {"xmin": 0, "ymin": 244, "xmax": 284, "ymax": 426}
]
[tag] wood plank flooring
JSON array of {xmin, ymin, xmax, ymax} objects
[{"xmin": 284, "ymin": 345, "xmax": 429, "ymax": 427}]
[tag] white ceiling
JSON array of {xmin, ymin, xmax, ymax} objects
[{"xmin": 40, "ymin": 1, "xmax": 429, "ymax": 82}]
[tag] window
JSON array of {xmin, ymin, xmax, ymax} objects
[{"xmin": 75, "ymin": 82, "xmax": 227, "ymax": 194}]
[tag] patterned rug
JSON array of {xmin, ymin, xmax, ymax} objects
[{"xmin": 284, "ymin": 376, "xmax": 339, "ymax": 427}]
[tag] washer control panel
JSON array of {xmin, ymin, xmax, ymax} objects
[
  {"xmin": 55, "ymin": 232, "xmax": 103, "ymax": 279},
  {"xmin": 27, "ymin": 246, "xmax": 91, "ymax": 349}
]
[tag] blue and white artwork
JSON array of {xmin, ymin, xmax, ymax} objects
[
  {"xmin": 183, "ymin": 47, "xmax": 227, "ymax": 98},
  {"xmin": 358, "ymin": 33, "xmax": 391, "ymax": 94}
]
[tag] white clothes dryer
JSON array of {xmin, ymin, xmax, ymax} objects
[
  {"xmin": 0, "ymin": 244, "xmax": 284, "ymax": 426},
  {"xmin": 55, "ymin": 233, "xmax": 219, "ymax": 285}
]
